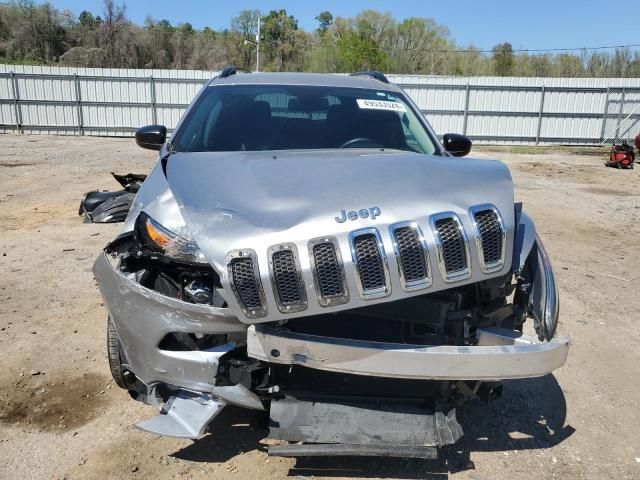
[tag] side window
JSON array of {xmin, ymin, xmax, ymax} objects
[
  {"xmin": 400, "ymin": 113, "xmax": 424, "ymax": 153},
  {"xmin": 173, "ymin": 89, "xmax": 221, "ymax": 151}
]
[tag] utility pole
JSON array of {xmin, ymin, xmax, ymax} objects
[
  {"xmin": 244, "ymin": 16, "xmax": 261, "ymax": 72},
  {"xmin": 255, "ymin": 16, "xmax": 261, "ymax": 72}
]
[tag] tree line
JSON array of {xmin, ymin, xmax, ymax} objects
[{"xmin": 1, "ymin": 0, "xmax": 640, "ymax": 77}]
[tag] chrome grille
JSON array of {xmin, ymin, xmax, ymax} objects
[
  {"xmin": 472, "ymin": 206, "xmax": 505, "ymax": 272},
  {"xmin": 393, "ymin": 226, "xmax": 429, "ymax": 285},
  {"xmin": 269, "ymin": 245, "xmax": 307, "ymax": 313},
  {"xmin": 226, "ymin": 208, "xmax": 507, "ymax": 317},
  {"xmin": 431, "ymin": 214, "xmax": 470, "ymax": 281},
  {"xmin": 351, "ymin": 230, "xmax": 390, "ymax": 298},
  {"xmin": 228, "ymin": 253, "xmax": 267, "ymax": 318},
  {"xmin": 311, "ymin": 240, "xmax": 348, "ymax": 306}
]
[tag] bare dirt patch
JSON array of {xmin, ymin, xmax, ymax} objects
[
  {"xmin": 0, "ymin": 372, "xmax": 111, "ymax": 432},
  {"xmin": 0, "ymin": 202, "xmax": 75, "ymax": 231}
]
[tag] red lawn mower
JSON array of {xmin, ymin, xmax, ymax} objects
[{"xmin": 606, "ymin": 139, "xmax": 636, "ymax": 169}]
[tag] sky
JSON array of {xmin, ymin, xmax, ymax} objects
[{"xmin": 49, "ymin": 0, "xmax": 640, "ymax": 53}]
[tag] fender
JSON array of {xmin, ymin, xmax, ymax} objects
[{"xmin": 513, "ymin": 209, "xmax": 537, "ymax": 272}]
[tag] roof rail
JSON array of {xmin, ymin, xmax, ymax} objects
[
  {"xmin": 350, "ymin": 71, "xmax": 389, "ymax": 84},
  {"xmin": 218, "ymin": 66, "xmax": 250, "ymax": 79}
]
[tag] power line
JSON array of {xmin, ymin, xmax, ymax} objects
[
  {"xmin": 309, "ymin": 40, "xmax": 640, "ymax": 55},
  {"xmin": 475, "ymin": 43, "xmax": 640, "ymax": 54}
]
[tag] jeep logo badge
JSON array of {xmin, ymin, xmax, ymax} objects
[{"xmin": 335, "ymin": 207, "xmax": 381, "ymax": 223}]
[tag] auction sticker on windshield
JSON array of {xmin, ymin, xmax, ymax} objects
[{"xmin": 356, "ymin": 99, "xmax": 406, "ymax": 112}]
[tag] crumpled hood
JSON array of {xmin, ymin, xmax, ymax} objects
[
  {"xmin": 165, "ymin": 149, "xmax": 515, "ymax": 321},
  {"xmin": 165, "ymin": 148, "xmax": 514, "ymax": 268}
]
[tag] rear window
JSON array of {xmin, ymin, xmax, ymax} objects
[{"xmin": 171, "ymin": 85, "xmax": 436, "ymax": 154}]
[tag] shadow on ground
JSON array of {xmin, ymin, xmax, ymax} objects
[
  {"xmin": 171, "ymin": 374, "xmax": 573, "ymax": 478},
  {"xmin": 171, "ymin": 406, "xmax": 268, "ymax": 463}
]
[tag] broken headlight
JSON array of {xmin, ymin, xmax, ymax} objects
[{"xmin": 135, "ymin": 212, "xmax": 207, "ymax": 264}]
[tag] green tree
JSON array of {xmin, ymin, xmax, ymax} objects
[
  {"xmin": 554, "ymin": 53, "xmax": 584, "ymax": 77},
  {"xmin": 388, "ymin": 17, "xmax": 453, "ymax": 74},
  {"xmin": 583, "ymin": 51, "xmax": 608, "ymax": 77},
  {"xmin": 0, "ymin": 0, "xmax": 68, "ymax": 62},
  {"xmin": 157, "ymin": 19, "xmax": 172, "ymax": 30},
  {"xmin": 446, "ymin": 46, "xmax": 489, "ymax": 76},
  {"xmin": 262, "ymin": 9, "xmax": 308, "ymax": 71},
  {"xmin": 334, "ymin": 16, "xmax": 387, "ymax": 72},
  {"xmin": 78, "ymin": 10, "xmax": 101, "ymax": 28},
  {"xmin": 202, "ymin": 26, "xmax": 216, "ymax": 39},
  {"xmin": 231, "ymin": 9, "xmax": 260, "ymax": 38},
  {"xmin": 492, "ymin": 42, "xmax": 514, "ymax": 76},
  {"xmin": 177, "ymin": 22, "xmax": 194, "ymax": 35},
  {"xmin": 609, "ymin": 48, "xmax": 633, "ymax": 77},
  {"xmin": 529, "ymin": 54, "xmax": 552, "ymax": 77},
  {"xmin": 229, "ymin": 9, "xmax": 260, "ymax": 70},
  {"xmin": 141, "ymin": 17, "xmax": 173, "ymax": 68},
  {"xmin": 315, "ymin": 11, "xmax": 333, "ymax": 33}
]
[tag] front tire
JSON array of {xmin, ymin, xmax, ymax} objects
[{"xmin": 107, "ymin": 317, "xmax": 128, "ymax": 389}]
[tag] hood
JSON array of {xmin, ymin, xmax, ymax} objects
[{"xmin": 165, "ymin": 149, "xmax": 515, "ymax": 321}]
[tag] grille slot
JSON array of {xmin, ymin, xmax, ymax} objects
[
  {"xmin": 311, "ymin": 241, "xmax": 348, "ymax": 306},
  {"xmin": 351, "ymin": 230, "xmax": 389, "ymax": 298},
  {"xmin": 268, "ymin": 244, "xmax": 307, "ymax": 313},
  {"xmin": 472, "ymin": 207, "xmax": 505, "ymax": 272},
  {"xmin": 392, "ymin": 225, "xmax": 430, "ymax": 290},
  {"xmin": 432, "ymin": 215, "xmax": 470, "ymax": 281},
  {"xmin": 229, "ymin": 254, "xmax": 266, "ymax": 317},
  {"xmin": 270, "ymin": 248, "xmax": 306, "ymax": 312}
]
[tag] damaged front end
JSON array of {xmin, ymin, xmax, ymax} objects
[{"xmin": 93, "ymin": 151, "xmax": 569, "ymax": 458}]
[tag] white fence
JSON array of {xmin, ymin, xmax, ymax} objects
[{"xmin": 1, "ymin": 64, "xmax": 640, "ymax": 145}]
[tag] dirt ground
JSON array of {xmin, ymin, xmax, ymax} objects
[{"xmin": 0, "ymin": 134, "xmax": 639, "ymax": 480}]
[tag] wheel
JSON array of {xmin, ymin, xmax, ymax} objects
[
  {"xmin": 107, "ymin": 317, "xmax": 128, "ymax": 389},
  {"xmin": 616, "ymin": 162, "xmax": 621, "ymax": 169}
]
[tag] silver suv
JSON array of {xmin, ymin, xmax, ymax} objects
[{"xmin": 94, "ymin": 69, "xmax": 569, "ymax": 458}]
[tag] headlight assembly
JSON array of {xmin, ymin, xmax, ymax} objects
[
  {"xmin": 527, "ymin": 234, "xmax": 559, "ymax": 341},
  {"xmin": 135, "ymin": 212, "xmax": 207, "ymax": 264}
]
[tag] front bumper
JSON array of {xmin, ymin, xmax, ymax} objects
[
  {"xmin": 93, "ymin": 253, "xmax": 246, "ymax": 392},
  {"xmin": 247, "ymin": 325, "xmax": 570, "ymax": 381}
]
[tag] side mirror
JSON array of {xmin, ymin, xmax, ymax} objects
[
  {"xmin": 135, "ymin": 125, "xmax": 167, "ymax": 151},
  {"xmin": 442, "ymin": 133, "xmax": 472, "ymax": 157}
]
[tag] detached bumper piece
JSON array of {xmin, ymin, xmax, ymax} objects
[
  {"xmin": 135, "ymin": 385, "xmax": 265, "ymax": 439},
  {"xmin": 268, "ymin": 396, "xmax": 462, "ymax": 458},
  {"xmin": 248, "ymin": 325, "xmax": 570, "ymax": 381},
  {"xmin": 136, "ymin": 391, "xmax": 226, "ymax": 439}
]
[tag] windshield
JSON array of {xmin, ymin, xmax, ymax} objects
[{"xmin": 171, "ymin": 85, "xmax": 437, "ymax": 154}]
